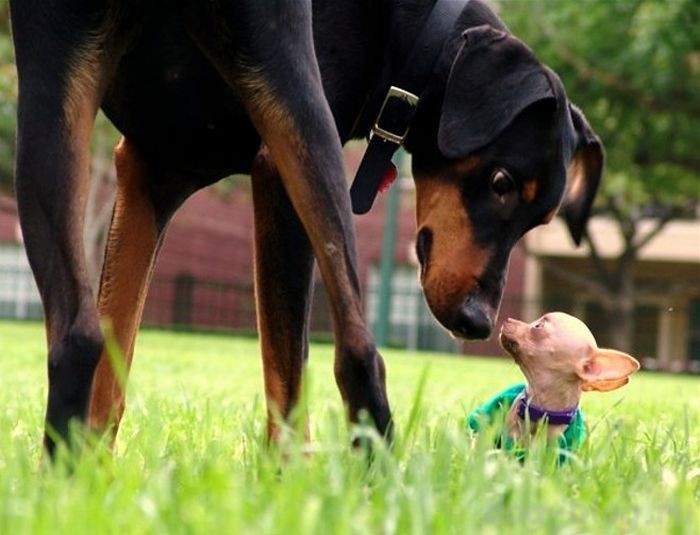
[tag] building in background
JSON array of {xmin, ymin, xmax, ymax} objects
[{"xmin": 524, "ymin": 217, "xmax": 700, "ymax": 371}]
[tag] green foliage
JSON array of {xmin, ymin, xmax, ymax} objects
[
  {"xmin": 1, "ymin": 321, "xmax": 698, "ymax": 534},
  {"xmin": 498, "ymin": 0, "xmax": 700, "ymax": 211},
  {"xmin": 0, "ymin": 0, "xmax": 15, "ymax": 190}
]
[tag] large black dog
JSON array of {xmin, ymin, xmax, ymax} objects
[{"xmin": 10, "ymin": 0, "xmax": 602, "ymax": 454}]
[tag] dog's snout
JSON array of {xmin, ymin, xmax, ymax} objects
[{"xmin": 452, "ymin": 298, "xmax": 492, "ymax": 340}]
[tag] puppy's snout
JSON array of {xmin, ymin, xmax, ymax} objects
[
  {"xmin": 500, "ymin": 318, "xmax": 517, "ymax": 337},
  {"xmin": 499, "ymin": 333, "xmax": 519, "ymax": 355},
  {"xmin": 502, "ymin": 317, "xmax": 515, "ymax": 328},
  {"xmin": 499, "ymin": 319, "xmax": 522, "ymax": 356}
]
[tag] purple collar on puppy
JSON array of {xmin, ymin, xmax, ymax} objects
[{"xmin": 517, "ymin": 392, "xmax": 578, "ymax": 426}]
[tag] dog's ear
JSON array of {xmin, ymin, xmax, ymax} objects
[
  {"xmin": 578, "ymin": 348, "xmax": 640, "ymax": 392},
  {"xmin": 559, "ymin": 105, "xmax": 604, "ymax": 246},
  {"xmin": 438, "ymin": 25, "xmax": 555, "ymax": 159}
]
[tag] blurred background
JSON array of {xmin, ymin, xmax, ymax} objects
[{"xmin": 0, "ymin": 0, "xmax": 698, "ymax": 371}]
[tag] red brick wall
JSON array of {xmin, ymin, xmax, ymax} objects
[
  {"xmin": 0, "ymin": 197, "xmax": 18, "ymax": 243},
  {"xmin": 353, "ymin": 185, "xmax": 418, "ymax": 294},
  {"xmin": 144, "ymin": 184, "xmax": 256, "ymax": 329},
  {"xmin": 143, "ymin": 180, "xmax": 420, "ymax": 332},
  {"xmin": 155, "ymin": 185, "xmax": 255, "ymax": 281}
]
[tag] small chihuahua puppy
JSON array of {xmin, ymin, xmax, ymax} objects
[{"xmin": 468, "ymin": 312, "xmax": 640, "ymax": 455}]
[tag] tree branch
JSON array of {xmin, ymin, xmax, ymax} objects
[
  {"xmin": 521, "ymin": 243, "xmax": 611, "ymax": 304},
  {"xmin": 539, "ymin": 19, "xmax": 700, "ymax": 116},
  {"xmin": 631, "ymin": 206, "xmax": 683, "ymax": 254},
  {"xmin": 581, "ymin": 228, "xmax": 612, "ymax": 285}
]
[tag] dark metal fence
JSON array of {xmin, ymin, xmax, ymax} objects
[
  {"xmin": 144, "ymin": 275, "xmax": 257, "ymax": 331},
  {"xmin": 142, "ymin": 275, "xmax": 335, "ymax": 334},
  {"xmin": 140, "ymin": 275, "xmax": 700, "ymax": 368},
  {"xmin": 2, "ymin": 257, "xmax": 698, "ymax": 371}
]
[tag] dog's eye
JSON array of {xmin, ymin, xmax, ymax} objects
[{"xmin": 491, "ymin": 169, "xmax": 514, "ymax": 196}]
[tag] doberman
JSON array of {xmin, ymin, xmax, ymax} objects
[{"xmin": 9, "ymin": 0, "xmax": 603, "ymax": 455}]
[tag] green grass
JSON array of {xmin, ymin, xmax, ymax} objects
[{"xmin": 0, "ymin": 320, "xmax": 698, "ymax": 534}]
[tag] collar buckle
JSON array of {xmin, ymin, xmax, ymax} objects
[{"xmin": 371, "ymin": 86, "xmax": 420, "ymax": 145}]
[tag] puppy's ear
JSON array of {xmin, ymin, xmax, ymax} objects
[
  {"xmin": 560, "ymin": 105, "xmax": 604, "ymax": 246},
  {"xmin": 438, "ymin": 25, "xmax": 555, "ymax": 159},
  {"xmin": 578, "ymin": 348, "xmax": 640, "ymax": 392},
  {"xmin": 581, "ymin": 377, "xmax": 629, "ymax": 392}
]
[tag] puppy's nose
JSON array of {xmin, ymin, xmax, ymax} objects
[
  {"xmin": 501, "ymin": 317, "xmax": 516, "ymax": 330},
  {"xmin": 452, "ymin": 300, "xmax": 492, "ymax": 340}
]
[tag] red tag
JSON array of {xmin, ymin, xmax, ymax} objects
[{"xmin": 378, "ymin": 163, "xmax": 398, "ymax": 193}]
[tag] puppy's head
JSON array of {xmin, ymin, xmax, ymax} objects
[{"xmin": 500, "ymin": 312, "xmax": 640, "ymax": 392}]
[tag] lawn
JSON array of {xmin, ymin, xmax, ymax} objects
[{"xmin": 0, "ymin": 320, "xmax": 698, "ymax": 534}]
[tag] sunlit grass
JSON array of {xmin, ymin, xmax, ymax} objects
[{"xmin": 1, "ymin": 320, "xmax": 698, "ymax": 534}]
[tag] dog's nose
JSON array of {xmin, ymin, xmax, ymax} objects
[{"xmin": 452, "ymin": 300, "xmax": 493, "ymax": 340}]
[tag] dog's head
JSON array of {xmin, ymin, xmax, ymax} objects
[
  {"xmin": 405, "ymin": 25, "xmax": 603, "ymax": 339},
  {"xmin": 499, "ymin": 313, "xmax": 640, "ymax": 392}
]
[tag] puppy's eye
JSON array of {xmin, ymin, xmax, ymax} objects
[
  {"xmin": 491, "ymin": 169, "xmax": 515, "ymax": 196},
  {"xmin": 533, "ymin": 322, "xmax": 544, "ymax": 329}
]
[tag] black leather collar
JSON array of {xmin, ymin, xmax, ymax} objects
[{"xmin": 350, "ymin": 0, "xmax": 470, "ymax": 214}]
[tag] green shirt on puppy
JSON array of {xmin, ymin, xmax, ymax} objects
[{"xmin": 467, "ymin": 383, "xmax": 586, "ymax": 463}]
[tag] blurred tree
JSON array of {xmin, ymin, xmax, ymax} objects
[
  {"xmin": 0, "ymin": 0, "xmax": 16, "ymax": 191},
  {"xmin": 499, "ymin": 0, "xmax": 700, "ymax": 351},
  {"xmin": 85, "ymin": 114, "xmax": 120, "ymax": 292}
]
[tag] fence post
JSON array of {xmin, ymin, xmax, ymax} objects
[
  {"xmin": 375, "ymin": 153, "xmax": 403, "ymax": 347},
  {"xmin": 172, "ymin": 274, "xmax": 195, "ymax": 328}
]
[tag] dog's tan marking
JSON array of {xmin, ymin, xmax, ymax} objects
[
  {"xmin": 238, "ymin": 73, "xmax": 314, "ymax": 210},
  {"xmin": 565, "ymin": 155, "xmax": 586, "ymax": 204},
  {"xmin": 88, "ymin": 138, "xmax": 160, "ymax": 438},
  {"xmin": 454, "ymin": 155, "xmax": 481, "ymax": 177},
  {"xmin": 541, "ymin": 208, "xmax": 557, "ymax": 224},
  {"xmin": 522, "ymin": 179, "xmax": 538, "ymax": 203},
  {"xmin": 63, "ymin": 36, "xmax": 105, "ymax": 127},
  {"xmin": 236, "ymin": 70, "xmax": 304, "ymax": 153},
  {"xmin": 415, "ymin": 178, "xmax": 491, "ymax": 321}
]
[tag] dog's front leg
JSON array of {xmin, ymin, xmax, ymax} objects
[
  {"xmin": 251, "ymin": 150, "xmax": 314, "ymax": 441},
  {"xmin": 10, "ymin": 2, "xmax": 119, "ymax": 455},
  {"xmin": 185, "ymin": 0, "xmax": 392, "ymax": 439},
  {"xmin": 250, "ymin": 136, "xmax": 392, "ymax": 439}
]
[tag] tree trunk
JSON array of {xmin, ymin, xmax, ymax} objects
[
  {"xmin": 83, "ymin": 150, "xmax": 116, "ymax": 294},
  {"xmin": 604, "ymin": 265, "xmax": 635, "ymax": 352}
]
